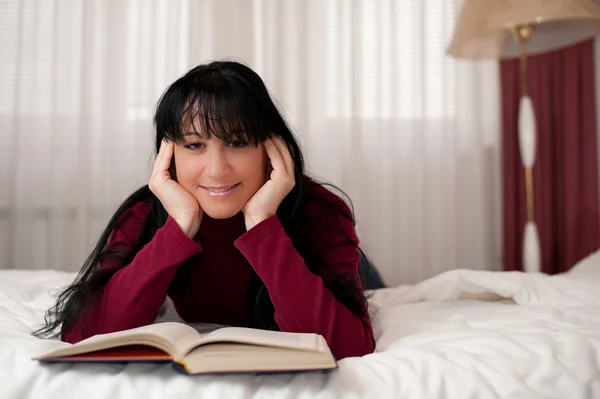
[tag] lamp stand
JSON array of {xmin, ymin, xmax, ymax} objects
[{"xmin": 511, "ymin": 24, "xmax": 541, "ymax": 273}]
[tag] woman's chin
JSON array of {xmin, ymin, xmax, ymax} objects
[{"xmin": 201, "ymin": 204, "xmax": 244, "ymax": 220}]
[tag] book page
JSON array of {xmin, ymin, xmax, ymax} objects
[
  {"xmin": 37, "ymin": 322, "xmax": 201, "ymax": 361},
  {"xmin": 195, "ymin": 327, "xmax": 323, "ymax": 353},
  {"xmin": 182, "ymin": 343, "xmax": 337, "ymax": 375}
]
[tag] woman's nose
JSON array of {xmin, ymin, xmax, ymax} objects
[{"xmin": 205, "ymin": 149, "xmax": 230, "ymax": 178}]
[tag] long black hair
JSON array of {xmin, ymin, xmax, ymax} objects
[{"xmin": 34, "ymin": 60, "xmax": 371, "ymax": 339}]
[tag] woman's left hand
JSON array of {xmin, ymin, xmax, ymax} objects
[{"xmin": 243, "ymin": 137, "xmax": 295, "ymax": 230}]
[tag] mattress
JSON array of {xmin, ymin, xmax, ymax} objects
[{"xmin": 1, "ymin": 251, "xmax": 599, "ymax": 399}]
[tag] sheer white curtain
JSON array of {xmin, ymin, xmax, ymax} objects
[
  {"xmin": 0, "ymin": 0, "xmax": 501, "ymax": 286},
  {"xmin": 596, "ymin": 36, "xmax": 600, "ymax": 228}
]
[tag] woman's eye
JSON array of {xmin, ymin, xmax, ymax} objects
[
  {"xmin": 184, "ymin": 142, "xmax": 205, "ymax": 150},
  {"xmin": 228, "ymin": 140, "xmax": 248, "ymax": 148}
]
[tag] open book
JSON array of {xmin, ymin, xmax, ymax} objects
[{"xmin": 35, "ymin": 322, "xmax": 337, "ymax": 375}]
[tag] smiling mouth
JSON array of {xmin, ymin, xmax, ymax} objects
[{"xmin": 199, "ymin": 183, "xmax": 240, "ymax": 197}]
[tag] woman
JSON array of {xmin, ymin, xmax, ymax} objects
[{"xmin": 35, "ymin": 60, "xmax": 376, "ymax": 360}]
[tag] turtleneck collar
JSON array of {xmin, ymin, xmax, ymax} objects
[{"xmin": 195, "ymin": 211, "xmax": 247, "ymax": 239}]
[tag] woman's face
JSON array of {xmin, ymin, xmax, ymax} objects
[{"xmin": 172, "ymin": 124, "xmax": 267, "ymax": 220}]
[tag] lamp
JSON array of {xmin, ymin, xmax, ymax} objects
[{"xmin": 447, "ymin": 0, "xmax": 600, "ymax": 273}]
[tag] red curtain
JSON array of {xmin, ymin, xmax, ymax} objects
[{"xmin": 501, "ymin": 39, "xmax": 600, "ymax": 274}]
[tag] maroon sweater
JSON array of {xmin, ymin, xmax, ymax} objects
[{"xmin": 62, "ymin": 180, "xmax": 376, "ymax": 359}]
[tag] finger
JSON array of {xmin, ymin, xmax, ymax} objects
[
  {"xmin": 153, "ymin": 140, "xmax": 174, "ymax": 178},
  {"xmin": 159, "ymin": 141, "xmax": 174, "ymax": 171},
  {"xmin": 264, "ymin": 138, "xmax": 287, "ymax": 175},
  {"xmin": 153, "ymin": 139, "xmax": 167, "ymax": 167},
  {"xmin": 272, "ymin": 137, "xmax": 294, "ymax": 177}
]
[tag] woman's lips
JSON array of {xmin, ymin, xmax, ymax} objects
[{"xmin": 199, "ymin": 183, "xmax": 240, "ymax": 198}]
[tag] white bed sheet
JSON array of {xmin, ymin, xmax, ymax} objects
[{"xmin": 1, "ymin": 251, "xmax": 599, "ymax": 399}]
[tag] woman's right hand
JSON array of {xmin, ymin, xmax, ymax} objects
[{"xmin": 149, "ymin": 140, "xmax": 202, "ymax": 239}]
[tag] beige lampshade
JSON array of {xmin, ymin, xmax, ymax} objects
[{"xmin": 447, "ymin": 0, "xmax": 600, "ymax": 59}]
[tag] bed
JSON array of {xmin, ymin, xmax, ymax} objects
[{"xmin": 1, "ymin": 251, "xmax": 599, "ymax": 399}]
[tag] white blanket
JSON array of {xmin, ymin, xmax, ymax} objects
[{"xmin": 1, "ymin": 251, "xmax": 599, "ymax": 399}]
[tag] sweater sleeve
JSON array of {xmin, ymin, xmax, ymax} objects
[
  {"xmin": 234, "ymin": 200, "xmax": 376, "ymax": 360},
  {"xmin": 62, "ymin": 204, "xmax": 202, "ymax": 343}
]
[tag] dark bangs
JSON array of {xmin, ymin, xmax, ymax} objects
[{"xmin": 154, "ymin": 67, "xmax": 274, "ymax": 147}]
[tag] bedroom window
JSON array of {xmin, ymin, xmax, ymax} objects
[
  {"xmin": 1, "ymin": 1, "xmax": 456, "ymax": 121},
  {"xmin": 325, "ymin": 0, "xmax": 456, "ymax": 119},
  {"xmin": 0, "ymin": 0, "xmax": 83, "ymax": 115},
  {"xmin": 126, "ymin": 0, "xmax": 190, "ymax": 120}
]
